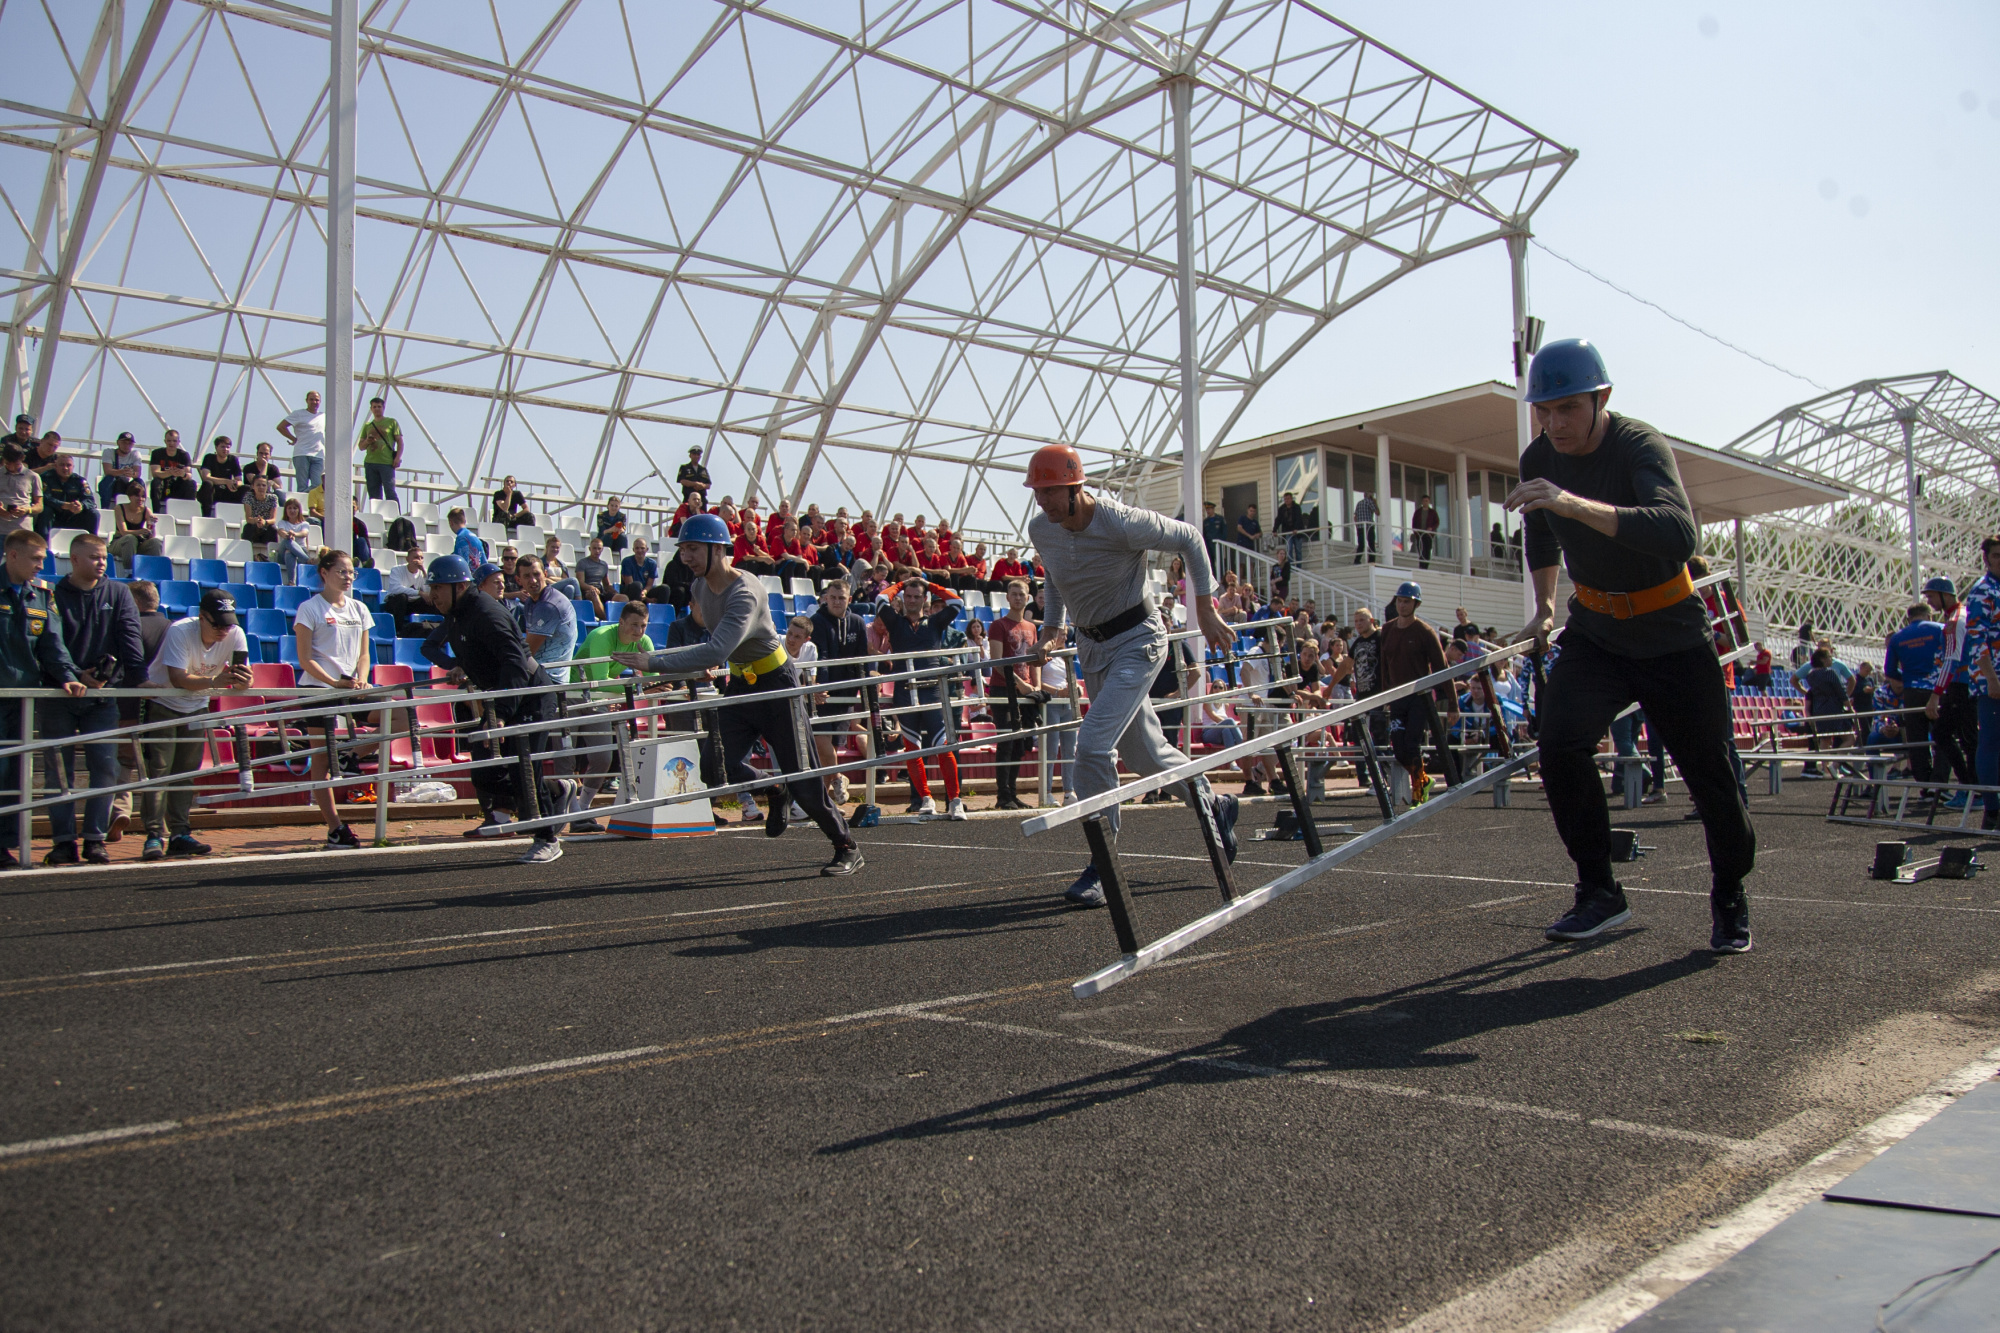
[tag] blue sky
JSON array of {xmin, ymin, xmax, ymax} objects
[{"xmin": 1229, "ymin": 0, "xmax": 2000, "ymax": 452}]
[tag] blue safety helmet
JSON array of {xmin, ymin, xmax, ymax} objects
[
  {"xmin": 1395, "ymin": 580, "xmax": 1423, "ymax": 602},
  {"xmin": 1526, "ymin": 338, "xmax": 1613, "ymax": 404},
  {"xmin": 1924, "ymin": 575, "xmax": 1956, "ymax": 598},
  {"xmin": 471, "ymin": 561, "xmax": 503, "ymax": 587},
  {"xmin": 677, "ymin": 512, "xmax": 731, "ymax": 547},
  {"xmin": 427, "ymin": 554, "xmax": 471, "ymax": 585}
]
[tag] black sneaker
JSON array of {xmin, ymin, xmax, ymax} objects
[
  {"xmin": 81, "ymin": 840, "xmax": 110, "ymax": 865},
  {"xmin": 1545, "ymin": 885, "xmax": 1631, "ymax": 941},
  {"xmin": 1711, "ymin": 894, "xmax": 1753, "ymax": 953},
  {"xmin": 1064, "ymin": 865, "xmax": 1105, "ymax": 907},
  {"xmin": 766, "ymin": 794, "xmax": 790, "ymax": 839},
  {"xmin": 325, "ymin": 824, "xmax": 362, "ymax": 850},
  {"xmin": 821, "ymin": 844, "xmax": 865, "ymax": 876},
  {"xmin": 1210, "ymin": 792, "xmax": 1240, "ymax": 864},
  {"xmin": 568, "ymin": 818, "xmax": 606, "ymax": 835},
  {"xmin": 165, "ymin": 834, "xmax": 212, "ymax": 858},
  {"xmin": 1241, "ymin": 781, "xmax": 1267, "ymax": 797},
  {"xmin": 0, "ymin": 848, "xmax": 16, "ymax": 870},
  {"xmin": 141, "ymin": 836, "xmax": 164, "ymax": 862},
  {"xmin": 42, "ymin": 840, "xmax": 80, "ymax": 868}
]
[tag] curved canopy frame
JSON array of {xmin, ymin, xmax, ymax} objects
[
  {"xmin": 1, "ymin": 0, "xmax": 1570, "ymax": 535},
  {"xmin": 1718, "ymin": 372, "xmax": 2000, "ymax": 645}
]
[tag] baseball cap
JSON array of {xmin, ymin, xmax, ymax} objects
[{"xmin": 199, "ymin": 589, "xmax": 239, "ymax": 627}]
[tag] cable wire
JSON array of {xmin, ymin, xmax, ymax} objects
[{"xmin": 1530, "ymin": 239, "xmax": 1833, "ymax": 393}]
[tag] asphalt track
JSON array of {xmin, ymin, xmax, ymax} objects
[{"xmin": 4, "ymin": 783, "xmax": 1999, "ymax": 1331}]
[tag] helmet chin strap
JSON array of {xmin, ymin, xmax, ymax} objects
[{"xmin": 1067, "ymin": 484, "xmax": 1079, "ymax": 518}]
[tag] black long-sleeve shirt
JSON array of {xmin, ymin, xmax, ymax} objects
[
  {"xmin": 811, "ymin": 606, "xmax": 870, "ymax": 687},
  {"xmin": 1521, "ymin": 413, "xmax": 1705, "ymax": 658},
  {"xmin": 429, "ymin": 587, "xmax": 542, "ymax": 693},
  {"xmin": 53, "ymin": 577, "xmax": 144, "ymax": 686}
]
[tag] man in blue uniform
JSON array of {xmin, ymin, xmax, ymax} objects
[
  {"xmin": 874, "ymin": 576, "xmax": 967, "ymax": 819},
  {"xmin": 0, "ymin": 528, "xmax": 86, "ymax": 867},
  {"xmin": 1881, "ymin": 602, "xmax": 1945, "ymax": 787}
]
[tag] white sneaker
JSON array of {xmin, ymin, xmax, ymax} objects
[
  {"xmin": 831, "ymin": 774, "xmax": 850, "ymax": 805},
  {"xmin": 789, "ymin": 802, "xmax": 808, "ymax": 822},
  {"xmin": 945, "ymin": 797, "xmax": 968, "ymax": 821},
  {"xmin": 908, "ymin": 796, "xmax": 937, "ymax": 817},
  {"xmin": 1063, "ymin": 791, "xmax": 1078, "ymax": 806},
  {"xmin": 518, "ymin": 839, "xmax": 563, "ymax": 865},
  {"xmin": 740, "ymin": 799, "xmax": 762, "ymax": 823}
]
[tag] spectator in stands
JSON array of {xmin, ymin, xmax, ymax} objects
[
  {"xmin": 512, "ymin": 555, "xmax": 576, "ymax": 684},
  {"xmin": 149, "ymin": 428, "xmax": 198, "ymax": 509},
  {"xmin": 109, "ymin": 482, "xmax": 163, "ymax": 566},
  {"xmin": 39, "ymin": 532, "xmax": 139, "ymax": 866},
  {"xmin": 1233, "ymin": 503, "xmax": 1262, "ymax": 553},
  {"xmin": 808, "ymin": 581, "xmax": 869, "ymax": 806},
  {"xmin": 244, "ymin": 440, "xmax": 283, "ymax": 493},
  {"xmin": 1800, "ymin": 647, "xmax": 1852, "ymax": 777},
  {"xmin": 1749, "ymin": 642, "xmax": 1773, "ymax": 689},
  {"xmin": 1952, "ymin": 538, "xmax": 2000, "ymax": 829},
  {"xmin": 573, "ymin": 536, "xmax": 614, "ymax": 617},
  {"xmin": 0, "ymin": 529, "xmax": 84, "ymax": 866},
  {"xmin": 676, "ymin": 446, "xmax": 711, "ymax": 504},
  {"xmin": 771, "ymin": 517, "xmax": 814, "ymax": 582},
  {"xmin": 539, "ymin": 534, "xmax": 580, "ymax": 600},
  {"xmin": 446, "ymin": 507, "xmax": 485, "ymax": 568},
  {"xmin": 1352, "ymin": 491, "xmax": 1379, "ymax": 563},
  {"xmin": 491, "ymin": 475, "xmax": 534, "ymax": 534},
  {"xmin": 985, "ymin": 579, "xmax": 1043, "ymax": 808},
  {"xmin": 276, "ymin": 390, "xmax": 326, "ymax": 493},
  {"xmin": 731, "ymin": 522, "xmax": 775, "ymax": 575},
  {"xmin": 571, "ymin": 599, "xmax": 655, "ymax": 830},
  {"xmin": 1274, "ymin": 491, "xmax": 1307, "ymax": 563},
  {"xmin": 498, "ymin": 544, "xmax": 521, "ymax": 595},
  {"xmin": 475, "ymin": 561, "xmax": 507, "ymax": 603},
  {"xmin": 0, "ymin": 412, "xmax": 34, "ymax": 454},
  {"xmin": 107, "ymin": 578, "xmax": 172, "ymax": 840},
  {"xmin": 141, "ymin": 588, "xmax": 249, "ymax": 861},
  {"xmin": 26, "ymin": 431, "xmax": 61, "ymax": 476},
  {"xmin": 0, "ymin": 444, "xmax": 42, "ymax": 538},
  {"xmin": 620, "ymin": 538, "xmax": 659, "ymax": 599},
  {"xmin": 197, "ymin": 435, "xmax": 244, "ymax": 516},
  {"xmin": 1490, "ymin": 521, "xmax": 1508, "ymax": 563},
  {"xmin": 358, "ymin": 397, "xmax": 403, "ymax": 503},
  {"xmin": 99, "ymin": 431, "xmax": 143, "ymax": 510},
  {"xmin": 293, "ymin": 549, "xmax": 373, "ymax": 850},
  {"xmin": 274, "ymin": 498, "xmax": 317, "ymax": 580},
  {"xmin": 943, "ymin": 538, "xmax": 986, "ymax": 593},
  {"xmin": 382, "ymin": 543, "xmax": 428, "ymax": 635},
  {"xmin": 239, "ymin": 475, "xmax": 278, "ymax": 559},
  {"xmin": 1410, "ymin": 494, "xmax": 1440, "ymax": 569},
  {"xmin": 38, "ymin": 453, "xmax": 96, "ymax": 539},
  {"xmin": 596, "ymin": 495, "xmax": 628, "ymax": 554}
]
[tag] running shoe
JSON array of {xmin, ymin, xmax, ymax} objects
[
  {"xmin": 141, "ymin": 837, "xmax": 164, "ymax": 863},
  {"xmin": 81, "ymin": 840, "xmax": 110, "ymax": 865},
  {"xmin": 1241, "ymin": 781, "xmax": 1267, "ymax": 797},
  {"xmin": 822, "ymin": 844, "xmax": 865, "ymax": 876},
  {"xmin": 165, "ymin": 834, "xmax": 212, "ymax": 858},
  {"xmin": 1209, "ymin": 791, "xmax": 1240, "ymax": 864},
  {"xmin": 464, "ymin": 812, "xmax": 510, "ymax": 838},
  {"xmin": 1641, "ymin": 790, "xmax": 1666, "ymax": 805},
  {"xmin": 518, "ymin": 838, "xmax": 564, "ymax": 865},
  {"xmin": 1413, "ymin": 771, "xmax": 1433, "ymax": 805},
  {"xmin": 766, "ymin": 796, "xmax": 789, "ymax": 839},
  {"xmin": 1544, "ymin": 885, "xmax": 1631, "ymax": 941},
  {"xmin": 42, "ymin": 840, "xmax": 79, "ymax": 868},
  {"xmin": 1710, "ymin": 894, "xmax": 1753, "ymax": 954},
  {"xmin": 1941, "ymin": 791, "xmax": 1970, "ymax": 810},
  {"xmin": 107, "ymin": 811, "xmax": 129, "ymax": 844},
  {"xmin": 908, "ymin": 796, "xmax": 937, "ymax": 817},
  {"xmin": 325, "ymin": 824, "xmax": 363, "ymax": 850},
  {"xmin": 788, "ymin": 801, "xmax": 808, "ymax": 823},
  {"xmin": 945, "ymin": 797, "xmax": 968, "ymax": 821},
  {"xmin": 831, "ymin": 774, "xmax": 850, "ymax": 805},
  {"xmin": 568, "ymin": 818, "xmax": 606, "ymax": 835},
  {"xmin": 740, "ymin": 799, "xmax": 763, "ymax": 824},
  {"xmin": 1064, "ymin": 865, "xmax": 1105, "ymax": 907}
]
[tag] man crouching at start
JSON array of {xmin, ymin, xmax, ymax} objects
[
  {"xmin": 612, "ymin": 514, "xmax": 862, "ymax": 875},
  {"xmin": 1025, "ymin": 445, "xmax": 1241, "ymax": 906}
]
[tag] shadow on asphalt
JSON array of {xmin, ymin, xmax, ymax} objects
[
  {"xmin": 676, "ymin": 893, "xmax": 1073, "ymax": 956},
  {"xmin": 818, "ymin": 940, "xmax": 1718, "ymax": 1154}
]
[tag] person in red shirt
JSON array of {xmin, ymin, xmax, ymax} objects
[
  {"xmin": 765, "ymin": 500, "xmax": 795, "ymax": 547},
  {"xmin": 732, "ymin": 523, "xmax": 776, "ymax": 574},
  {"xmin": 669, "ymin": 495, "xmax": 706, "ymax": 538},
  {"xmin": 917, "ymin": 536, "xmax": 948, "ymax": 572},
  {"xmin": 991, "ymin": 546, "xmax": 1031, "ymax": 582},
  {"xmin": 907, "ymin": 513, "xmax": 928, "ymax": 545},
  {"xmin": 772, "ymin": 517, "xmax": 816, "ymax": 582},
  {"xmin": 944, "ymin": 537, "xmax": 987, "ymax": 591},
  {"xmin": 852, "ymin": 518, "xmax": 879, "ymax": 563}
]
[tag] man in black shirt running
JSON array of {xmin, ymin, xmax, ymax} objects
[{"xmin": 1506, "ymin": 339, "xmax": 1754, "ymax": 953}]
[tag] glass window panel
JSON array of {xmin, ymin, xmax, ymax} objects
[{"xmin": 1274, "ymin": 450, "xmax": 1320, "ymax": 529}]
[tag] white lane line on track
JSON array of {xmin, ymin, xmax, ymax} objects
[
  {"xmin": 1525, "ymin": 1041, "xmax": 2000, "ymax": 1333},
  {"xmin": 0, "ymin": 1121, "xmax": 182, "ymax": 1158},
  {"xmin": 1626, "ymin": 886, "xmax": 2000, "ymax": 915},
  {"xmin": 861, "ymin": 839, "xmax": 1299, "ymax": 869},
  {"xmin": 901, "ymin": 1009, "xmax": 1753, "ymax": 1152}
]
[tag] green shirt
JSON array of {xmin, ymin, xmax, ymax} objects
[
  {"xmin": 578, "ymin": 622, "xmax": 652, "ymax": 694},
  {"xmin": 358, "ymin": 415, "xmax": 402, "ymax": 466}
]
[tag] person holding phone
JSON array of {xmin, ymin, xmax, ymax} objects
[
  {"xmin": 141, "ymin": 589, "xmax": 250, "ymax": 860},
  {"xmin": 293, "ymin": 548, "xmax": 375, "ymax": 850}
]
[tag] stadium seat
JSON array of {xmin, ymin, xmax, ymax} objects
[
  {"xmin": 39, "ymin": 552, "xmax": 55, "ymax": 577},
  {"xmin": 244, "ymin": 561, "xmax": 281, "ymax": 591},
  {"xmin": 424, "ymin": 534, "xmax": 455, "ymax": 556},
  {"xmin": 165, "ymin": 498, "xmax": 201, "ymax": 524},
  {"xmin": 393, "ymin": 638, "xmax": 432, "ymax": 668},
  {"xmin": 273, "ymin": 585, "xmax": 312, "ymax": 615},
  {"xmin": 158, "ymin": 580, "xmax": 202, "ymax": 616},
  {"xmin": 220, "ymin": 583, "xmax": 261, "ymax": 616},
  {"xmin": 212, "ymin": 502, "xmax": 246, "ymax": 530},
  {"xmin": 132, "ymin": 554, "xmax": 174, "ymax": 584},
  {"xmin": 353, "ymin": 567, "xmax": 382, "ymax": 598},
  {"xmin": 214, "ymin": 537, "xmax": 254, "ymax": 572},
  {"xmin": 162, "ymin": 534, "xmax": 201, "ymax": 578},
  {"xmin": 972, "ymin": 606, "xmax": 994, "ymax": 623},
  {"xmin": 293, "ymin": 565, "xmax": 323, "ymax": 593},
  {"xmin": 647, "ymin": 605, "xmax": 675, "ymax": 631},
  {"xmin": 190, "ymin": 517, "xmax": 229, "ymax": 545},
  {"xmin": 278, "ymin": 637, "xmax": 301, "ymax": 667},
  {"xmin": 245, "ymin": 607, "xmax": 290, "ymax": 663},
  {"xmin": 189, "ymin": 558, "xmax": 230, "ymax": 588}
]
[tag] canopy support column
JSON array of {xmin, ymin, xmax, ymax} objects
[
  {"xmin": 324, "ymin": 0, "xmax": 358, "ymax": 557},
  {"xmin": 1172, "ymin": 76, "xmax": 1202, "ymax": 533}
]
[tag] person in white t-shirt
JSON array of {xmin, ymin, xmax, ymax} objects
[
  {"xmin": 275, "ymin": 497, "xmax": 316, "ymax": 580},
  {"xmin": 142, "ymin": 589, "xmax": 252, "ymax": 860},
  {"xmin": 1039, "ymin": 644, "xmax": 1076, "ymax": 800},
  {"xmin": 276, "ymin": 390, "xmax": 326, "ymax": 493},
  {"xmin": 293, "ymin": 548, "xmax": 375, "ymax": 850}
]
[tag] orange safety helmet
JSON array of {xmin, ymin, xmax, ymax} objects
[{"xmin": 1023, "ymin": 443, "xmax": 1086, "ymax": 490}]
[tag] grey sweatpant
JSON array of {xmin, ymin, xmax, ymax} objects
[{"xmin": 1073, "ymin": 620, "xmax": 1214, "ymax": 836}]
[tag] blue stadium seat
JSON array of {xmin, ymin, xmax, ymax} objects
[
  {"xmin": 244, "ymin": 561, "xmax": 282, "ymax": 592},
  {"xmin": 278, "ymin": 636, "xmax": 301, "ymax": 667},
  {"xmin": 132, "ymin": 554, "xmax": 174, "ymax": 584},
  {"xmin": 220, "ymin": 583, "xmax": 260, "ymax": 613},
  {"xmin": 189, "ymin": 558, "xmax": 229, "ymax": 588},
  {"xmin": 40, "ymin": 552, "xmax": 55, "ymax": 577},
  {"xmin": 295, "ymin": 565, "xmax": 323, "ymax": 592},
  {"xmin": 648, "ymin": 605, "xmax": 675, "ymax": 631},
  {"xmin": 393, "ymin": 638, "xmax": 432, "ymax": 668},
  {"xmin": 972, "ymin": 606, "xmax": 994, "ymax": 623},
  {"xmin": 245, "ymin": 607, "xmax": 289, "ymax": 663},
  {"xmin": 353, "ymin": 567, "xmax": 382, "ymax": 596},
  {"xmin": 158, "ymin": 580, "xmax": 202, "ymax": 615},
  {"xmin": 273, "ymin": 585, "xmax": 312, "ymax": 615},
  {"xmin": 767, "ymin": 593, "xmax": 786, "ymax": 617}
]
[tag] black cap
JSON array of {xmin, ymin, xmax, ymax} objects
[
  {"xmin": 199, "ymin": 589, "xmax": 238, "ymax": 627},
  {"xmin": 14, "ymin": 413, "xmax": 32, "ymax": 425}
]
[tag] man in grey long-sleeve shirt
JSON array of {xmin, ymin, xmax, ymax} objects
[
  {"xmin": 611, "ymin": 513, "xmax": 861, "ymax": 874},
  {"xmin": 1023, "ymin": 444, "xmax": 1240, "ymax": 907}
]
